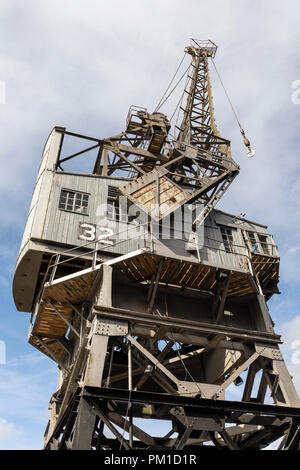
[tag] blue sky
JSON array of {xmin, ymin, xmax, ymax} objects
[{"xmin": 1, "ymin": 0, "xmax": 300, "ymax": 449}]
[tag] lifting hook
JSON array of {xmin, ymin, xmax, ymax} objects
[{"xmin": 240, "ymin": 127, "xmax": 255, "ymax": 158}]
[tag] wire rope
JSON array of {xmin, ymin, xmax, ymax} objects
[
  {"xmin": 211, "ymin": 57, "xmax": 242, "ymax": 129},
  {"xmin": 154, "ymin": 53, "xmax": 186, "ymax": 112},
  {"xmin": 155, "ymin": 64, "xmax": 191, "ymax": 113},
  {"xmin": 211, "ymin": 57, "xmax": 255, "ymax": 157}
]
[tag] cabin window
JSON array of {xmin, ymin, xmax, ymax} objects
[
  {"xmin": 58, "ymin": 189, "xmax": 89, "ymax": 215},
  {"xmin": 246, "ymin": 231, "xmax": 272, "ymax": 255},
  {"xmin": 107, "ymin": 186, "xmax": 120, "ymax": 221},
  {"xmin": 247, "ymin": 231, "xmax": 258, "ymax": 252},
  {"xmin": 258, "ymin": 234, "xmax": 270, "ymax": 255},
  {"xmin": 107, "ymin": 199, "xmax": 120, "ymax": 220},
  {"xmin": 220, "ymin": 226, "xmax": 234, "ymax": 253},
  {"xmin": 107, "ymin": 185, "xmax": 128, "ymax": 222}
]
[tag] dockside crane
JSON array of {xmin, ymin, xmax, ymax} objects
[{"xmin": 13, "ymin": 39, "xmax": 300, "ymax": 450}]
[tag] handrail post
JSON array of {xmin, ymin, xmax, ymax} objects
[
  {"xmin": 49, "ymin": 254, "xmax": 60, "ymax": 284},
  {"xmin": 92, "ymin": 241, "xmax": 98, "ymax": 269}
]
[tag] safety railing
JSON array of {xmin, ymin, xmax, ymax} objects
[
  {"xmin": 36, "ymin": 219, "xmax": 266, "ymax": 302},
  {"xmin": 41, "ymin": 221, "xmax": 149, "ymax": 288},
  {"xmin": 126, "ymin": 105, "xmax": 148, "ymax": 130}
]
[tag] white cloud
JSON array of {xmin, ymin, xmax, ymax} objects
[
  {"xmin": 0, "ymin": 351, "xmax": 57, "ymax": 449},
  {"xmin": 278, "ymin": 314, "xmax": 300, "ymax": 349},
  {"xmin": 1, "ymin": 0, "xmax": 300, "ymax": 236},
  {"xmin": 286, "ymin": 363, "xmax": 300, "ymax": 396},
  {"xmin": 275, "ymin": 315, "xmax": 300, "ymax": 395},
  {"xmin": 1, "ymin": 0, "xmax": 300, "ymax": 449},
  {"xmin": 0, "ymin": 417, "xmax": 44, "ymax": 450},
  {"xmin": 0, "ymin": 418, "xmax": 23, "ymax": 449}
]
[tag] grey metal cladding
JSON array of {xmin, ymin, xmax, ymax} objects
[{"xmin": 42, "ymin": 173, "xmax": 146, "ymax": 255}]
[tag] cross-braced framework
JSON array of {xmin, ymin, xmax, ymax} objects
[
  {"xmin": 14, "ymin": 40, "xmax": 300, "ymax": 451},
  {"xmin": 45, "ymin": 388, "xmax": 300, "ymax": 450},
  {"xmin": 39, "ymin": 251, "xmax": 300, "ymax": 450},
  {"xmin": 54, "ymin": 39, "xmax": 239, "ymax": 226}
]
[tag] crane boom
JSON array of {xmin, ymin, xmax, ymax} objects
[{"xmin": 109, "ymin": 39, "xmax": 240, "ymax": 225}]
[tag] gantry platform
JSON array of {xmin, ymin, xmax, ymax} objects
[{"xmin": 28, "ymin": 246, "xmax": 280, "ymax": 363}]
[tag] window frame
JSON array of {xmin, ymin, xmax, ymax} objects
[
  {"xmin": 58, "ymin": 188, "xmax": 90, "ymax": 216},
  {"xmin": 246, "ymin": 230, "xmax": 272, "ymax": 256},
  {"xmin": 220, "ymin": 226, "xmax": 235, "ymax": 254},
  {"xmin": 107, "ymin": 185, "xmax": 128, "ymax": 223}
]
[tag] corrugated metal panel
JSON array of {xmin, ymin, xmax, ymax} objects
[
  {"xmin": 42, "ymin": 173, "xmax": 146, "ymax": 256},
  {"xmin": 214, "ymin": 211, "xmax": 268, "ymax": 234},
  {"xmin": 16, "ymin": 128, "xmax": 64, "ymax": 265},
  {"xmin": 201, "ymin": 214, "xmax": 248, "ymax": 271},
  {"xmin": 22, "ymin": 154, "xmax": 269, "ymax": 269}
]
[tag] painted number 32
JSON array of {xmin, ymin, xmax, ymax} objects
[{"xmin": 78, "ymin": 223, "xmax": 114, "ymax": 245}]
